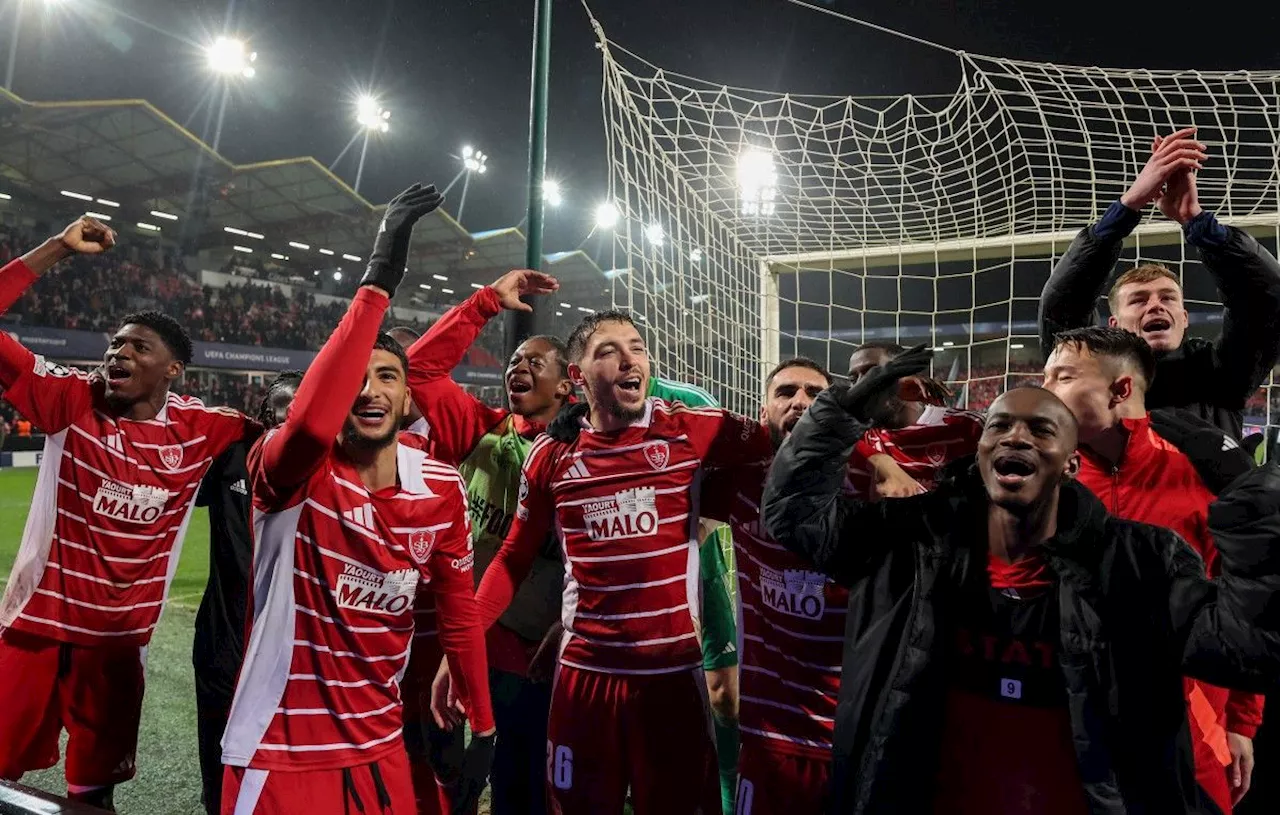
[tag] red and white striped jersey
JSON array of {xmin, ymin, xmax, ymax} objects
[
  {"xmin": 476, "ymin": 398, "xmax": 773, "ymax": 675},
  {"xmin": 222, "ymin": 432, "xmax": 483, "ymax": 771},
  {"xmin": 846, "ymin": 405, "xmax": 985, "ymax": 497},
  {"xmin": 0, "ymin": 353, "xmax": 251, "ymax": 646},
  {"xmin": 707, "ymin": 406, "xmax": 982, "ymax": 759}
]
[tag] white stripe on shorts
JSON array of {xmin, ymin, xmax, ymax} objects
[{"xmin": 234, "ymin": 768, "xmax": 270, "ymax": 815}]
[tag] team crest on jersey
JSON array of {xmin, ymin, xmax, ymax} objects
[
  {"xmin": 643, "ymin": 441, "xmax": 670, "ymax": 471},
  {"xmin": 925, "ymin": 444, "xmax": 947, "ymax": 466},
  {"xmin": 335, "ymin": 564, "xmax": 418, "ymax": 615},
  {"xmin": 582, "ymin": 487, "xmax": 659, "ymax": 541},
  {"xmin": 407, "ymin": 529, "xmax": 437, "ymax": 564},
  {"xmin": 158, "ymin": 444, "xmax": 183, "ymax": 470}
]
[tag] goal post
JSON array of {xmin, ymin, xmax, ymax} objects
[{"xmin": 593, "ymin": 14, "xmax": 1280, "ymax": 437}]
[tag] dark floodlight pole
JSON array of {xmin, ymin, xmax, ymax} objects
[{"xmin": 507, "ymin": 0, "xmax": 552, "ymax": 357}]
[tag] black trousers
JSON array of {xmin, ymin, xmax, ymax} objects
[
  {"xmin": 489, "ymin": 668, "xmax": 552, "ymax": 815},
  {"xmin": 196, "ymin": 690, "xmax": 231, "ymax": 815}
]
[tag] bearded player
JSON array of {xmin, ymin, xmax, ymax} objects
[
  {"xmin": 698, "ymin": 352, "xmax": 980, "ymax": 815},
  {"xmin": 0, "ymin": 217, "xmax": 256, "ymax": 810},
  {"xmin": 436, "ymin": 309, "xmax": 774, "ymax": 814},
  {"xmin": 219, "ymin": 184, "xmax": 495, "ymax": 814}
]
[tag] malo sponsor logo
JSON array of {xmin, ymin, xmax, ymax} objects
[
  {"xmin": 759, "ymin": 565, "xmax": 827, "ymax": 620},
  {"xmin": 92, "ymin": 480, "xmax": 171, "ymax": 525},
  {"xmin": 158, "ymin": 444, "xmax": 183, "ymax": 470},
  {"xmin": 583, "ymin": 487, "xmax": 659, "ymax": 541},
  {"xmin": 335, "ymin": 563, "xmax": 418, "ymax": 615},
  {"xmin": 643, "ymin": 441, "xmax": 670, "ymax": 471}
]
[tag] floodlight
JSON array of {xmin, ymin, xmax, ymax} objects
[
  {"xmin": 543, "ymin": 180, "xmax": 563, "ymax": 207},
  {"xmin": 689, "ymin": 248, "xmax": 703, "ymax": 263},
  {"xmin": 356, "ymin": 96, "xmax": 391, "ymax": 133},
  {"xmin": 594, "ymin": 202, "xmax": 619, "ymax": 230},
  {"xmin": 644, "ymin": 223, "xmax": 665, "ymax": 247},
  {"xmin": 463, "ymin": 149, "xmax": 488, "ymax": 173},
  {"xmin": 737, "ymin": 147, "xmax": 778, "ymax": 216},
  {"xmin": 206, "ymin": 37, "xmax": 257, "ymax": 79},
  {"xmin": 333, "ymin": 271, "xmax": 343, "ymax": 282}
]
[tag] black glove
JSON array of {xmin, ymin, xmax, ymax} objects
[
  {"xmin": 425, "ymin": 719, "xmax": 465, "ymax": 786},
  {"xmin": 1149, "ymin": 408, "xmax": 1255, "ymax": 495},
  {"xmin": 451, "ymin": 731, "xmax": 496, "ymax": 815},
  {"xmin": 833, "ymin": 343, "xmax": 933, "ymax": 421},
  {"xmin": 546, "ymin": 400, "xmax": 589, "ymax": 443},
  {"xmin": 360, "ymin": 183, "xmax": 444, "ymax": 296}
]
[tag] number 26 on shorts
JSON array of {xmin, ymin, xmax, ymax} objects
[{"xmin": 546, "ymin": 741, "xmax": 573, "ymax": 790}]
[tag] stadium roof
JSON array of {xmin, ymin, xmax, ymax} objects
[{"xmin": 0, "ymin": 89, "xmax": 609, "ymax": 300}]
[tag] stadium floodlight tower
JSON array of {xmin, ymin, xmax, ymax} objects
[
  {"xmin": 351, "ymin": 95, "xmax": 391, "ymax": 196},
  {"xmin": 445, "ymin": 145, "xmax": 488, "ymax": 223},
  {"xmin": 737, "ymin": 148, "xmax": 778, "ymax": 217},
  {"xmin": 594, "ymin": 202, "xmax": 620, "ymax": 230},
  {"xmin": 205, "ymin": 36, "xmax": 258, "ymax": 79}
]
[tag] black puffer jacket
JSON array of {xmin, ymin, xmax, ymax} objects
[
  {"xmin": 763, "ymin": 389, "xmax": 1280, "ymax": 815},
  {"xmin": 1038, "ymin": 219, "xmax": 1280, "ymax": 440}
]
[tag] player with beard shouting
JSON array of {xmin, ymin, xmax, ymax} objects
[
  {"xmin": 437, "ymin": 309, "xmax": 775, "ymax": 814},
  {"xmin": 0, "ymin": 217, "xmax": 257, "ymax": 811},
  {"xmin": 1039, "ymin": 128, "xmax": 1280, "ymax": 440},
  {"xmin": 219, "ymin": 184, "xmax": 494, "ymax": 815}
]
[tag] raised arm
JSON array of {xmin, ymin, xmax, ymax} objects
[
  {"xmin": 1039, "ymin": 129, "xmax": 1207, "ymax": 359},
  {"xmin": 1172, "ymin": 463, "xmax": 1280, "ymax": 692},
  {"xmin": 405, "ymin": 269, "xmax": 556, "ymax": 463},
  {"xmin": 0, "ymin": 218, "xmax": 117, "ymax": 433},
  {"xmin": 255, "ymin": 184, "xmax": 444, "ymax": 496},
  {"xmin": 763, "ymin": 388, "xmax": 898, "ymax": 586}
]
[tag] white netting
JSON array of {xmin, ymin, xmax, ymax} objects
[{"xmin": 595, "ymin": 16, "xmax": 1280, "ymax": 437}]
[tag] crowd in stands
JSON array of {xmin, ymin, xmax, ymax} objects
[{"xmin": 0, "ymin": 227, "xmax": 506, "ymax": 363}]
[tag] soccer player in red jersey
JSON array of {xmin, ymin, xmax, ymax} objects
[
  {"xmin": 1044, "ymin": 326, "xmax": 1264, "ymax": 812},
  {"xmin": 219, "ymin": 184, "xmax": 496, "ymax": 815},
  {"xmin": 704, "ymin": 355, "xmax": 980, "ymax": 815},
  {"xmin": 0, "ymin": 217, "xmax": 257, "ymax": 810},
  {"xmin": 449, "ymin": 309, "xmax": 774, "ymax": 815}
]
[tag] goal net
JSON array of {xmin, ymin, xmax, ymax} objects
[{"xmin": 594, "ymin": 21, "xmax": 1280, "ymax": 442}]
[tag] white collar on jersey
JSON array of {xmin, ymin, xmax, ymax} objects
[
  {"xmin": 580, "ymin": 397, "xmax": 655, "ymax": 434},
  {"xmin": 406, "ymin": 417, "xmax": 430, "ymax": 437},
  {"xmin": 394, "ymin": 442, "xmax": 436, "ymax": 496},
  {"xmin": 916, "ymin": 405, "xmax": 949, "ymax": 427}
]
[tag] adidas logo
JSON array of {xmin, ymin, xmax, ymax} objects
[
  {"xmin": 342, "ymin": 504, "xmax": 376, "ymax": 529},
  {"xmin": 103, "ymin": 434, "xmax": 124, "ymax": 453},
  {"xmin": 1222, "ymin": 435, "xmax": 1240, "ymax": 452},
  {"xmin": 230, "ymin": 479, "xmax": 248, "ymax": 496},
  {"xmin": 562, "ymin": 459, "xmax": 592, "ymax": 480},
  {"xmin": 720, "ymin": 642, "xmax": 736, "ymax": 655}
]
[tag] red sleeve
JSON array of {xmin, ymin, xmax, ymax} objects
[
  {"xmin": 426, "ymin": 472, "xmax": 496, "ymax": 733},
  {"xmin": 405, "ymin": 288, "xmax": 507, "ymax": 464},
  {"xmin": 1226, "ymin": 691, "xmax": 1265, "ymax": 739},
  {"xmin": 253, "ymin": 287, "xmax": 389, "ymax": 502},
  {"xmin": 473, "ymin": 438, "xmax": 557, "ymax": 628},
  {"xmin": 855, "ymin": 436, "xmax": 883, "ymax": 459},
  {"xmin": 697, "ymin": 407, "xmax": 775, "ymax": 469},
  {"xmin": 0, "ymin": 259, "xmax": 96, "ymax": 433}
]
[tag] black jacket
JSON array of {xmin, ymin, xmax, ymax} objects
[
  {"xmin": 762, "ymin": 390, "xmax": 1280, "ymax": 815},
  {"xmin": 1039, "ymin": 220, "xmax": 1280, "ymax": 440}
]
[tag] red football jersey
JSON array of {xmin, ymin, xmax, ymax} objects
[
  {"xmin": 475, "ymin": 398, "xmax": 773, "ymax": 675},
  {"xmin": 0, "ymin": 343, "xmax": 251, "ymax": 646},
  {"xmin": 221, "ymin": 286, "xmax": 493, "ymax": 772},
  {"xmin": 846, "ymin": 405, "xmax": 985, "ymax": 497},
  {"xmin": 712, "ymin": 405, "xmax": 982, "ymax": 759}
]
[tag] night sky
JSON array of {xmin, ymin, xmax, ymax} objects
[{"xmin": 6, "ymin": 0, "xmax": 1280, "ymax": 261}]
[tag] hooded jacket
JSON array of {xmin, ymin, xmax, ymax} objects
[{"xmin": 762, "ymin": 388, "xmax": 1280, "ymax": 814}]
